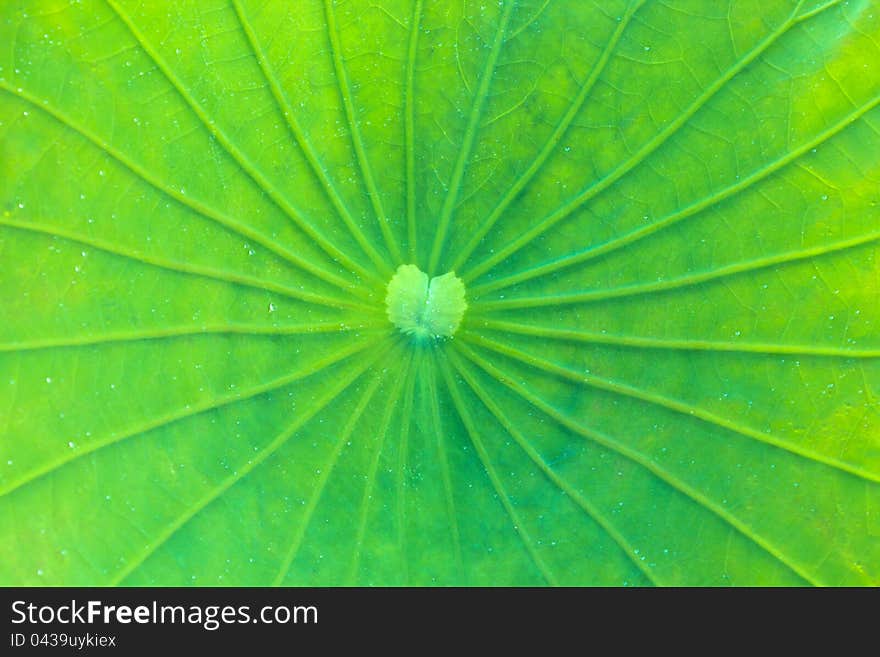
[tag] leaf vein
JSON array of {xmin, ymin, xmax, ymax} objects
[
  {"xmin": 348, "ymin": 349, "xmax": 414, "ymax": 584},
  {"xmin": 471, "ymin": 88, "xmax": 880, "ymax": 293},
  {"xmin": 0, "ymin": 322, "xmax": 385, "ymax": 353},
  {"xmin": 463, "ymin": 333, "xmax": 880, "ymax": 485},
  {"xmin": 462, "ymin": 0, "xmax": 816, "ymax": 283},
  {"xmin": 271, "ymin": 355, "xmax": 393, "ymax": 586},
  {"xmin": 0, "ymin": 82, "xmax": 374, "ymax": 301},
  {"xmin": 439, "ymin": 351, "xmax": 558, "ymax": 586},
  {"xmin": 111, "ymin": 342, "xmax": 394, "ymax": 586},
  {"xmin": 0, "ymin": 218, "xmax": 374, "ymax": 312},
  {"xmin": 104, "ymin": 0, "xmax": 382, "ymax": 286},
  {"xmin": 0, "ymin": 335, "xmax": 389, "ymax": 499},
  {"xmin": 447, "ymin": 347, "xmax": 661, "ymax": 585},
  {"xmin": 450, "ymin": 0, "xmax": 646, "ymax": 273},
  {"xmin": 231, "ymin": 0, "xmax": 392, "ymax": 277},
  {"xmin": 427, "ymin": 0, "xmax": 517, "ymax": 274},
  {"xmin": 323, "ymin": 0, "xmax": 402, "ymax": 265},
  {"xmin": 455, "ymin": 341, "xmax": 823, "ymax": 586},
  {"xmin": 470, "ymin": 319, "xmax": 880, "ymax": 359}
]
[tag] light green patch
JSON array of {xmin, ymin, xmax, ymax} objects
[{"xmin": 385, "ymin": 264, "xmax": 467, "ymax": 340}]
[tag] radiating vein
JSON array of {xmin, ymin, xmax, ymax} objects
[
  {"xmin": 794, "ymin": 0, "xmax": 845, "ymax": 23},
  {"xmin": 271, "ymin": 351, "xmax": 394, "ymax": 586},
  {"xmin": 348, "ymin": 349, "xmax": 414, "ymax": 584},
  {"xmin": 231, "ymin": 0, "xmax": 391, "ymax": 277},
  {"xmin": 449, "ymin": 0, "xmax": 645, "ymax": 273},
  {"xmin": 439, "ymin": 352, "xmax": 557, "ymax": 586},
  {"xmin": 323, "ymin": 0, "xmax": 402, "ymax": 266},
  {"xmin": 454, "ymin": 341, "xmax": 821, "ymax": 586},
  {"xmin": 447, "ymin": 348, "xmax": 660, "ymax": 585},
  {"xmin": 104, "ymin": 0, "xmax": 382, "ymax": 286},
  {"xmin": 462, "ymin": 0, "xmax": 818, "ymax": 283},
  {"xmin": 0, "ymin": 321, "xmax": 385, "ymax": 353},
  {"xmin": 469, "ymin": 319, "xmax": 880, "ymax": 359},
  {"xmin": 405, "ymin": 0, "xmax": 423, "ymax": 263},
  {"xmin": 427, "ymin": 0, "xmax": 517, "ymax": 274},
  {"xmin": 470, "ymin": 90, "xmax": 880, "ymax": 294},
  {"xmin": 0, "ymin": 333, "xmax": 390, "ymax": 499},
  {"xmin": 470, "ymin": 226, "xmax": 880, "ymax": 311},
  {"xmin": 425, "ymin": 349, "xmax": 463, "ymax": 581},
  {"xmin": 395, "ymin": 348, "xmax": 420, "ymax": 586},
  {"xmin": 111, "ymin": 340, "xmax": 395, "ymax": 586},
  {"xmin": 462, "ymin": 333, "xmax": 880, "ymax": 484},
  {"xmin": 504, "ymin": 0, "xmax": 550, "ymax": 42},
  {"xmin": 0, "ymin": 82, "xmax": 375, "ymax": 301},
  {"xmin": 0, "ymin": 218, "xmax": 375, "ymax": 313}
]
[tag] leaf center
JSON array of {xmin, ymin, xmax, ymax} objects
[{"xmin": 385, "ymin": 264, "xmax": 467, "ymax": 341}]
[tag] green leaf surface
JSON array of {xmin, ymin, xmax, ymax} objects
[{"xmin": 1, "ymin": 0, "xmax": 879, "ymax": 586}]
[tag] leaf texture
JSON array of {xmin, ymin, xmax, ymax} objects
[{"xmin": 1, "ymin": 0, "xmax": 879, "ymax": 586}]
